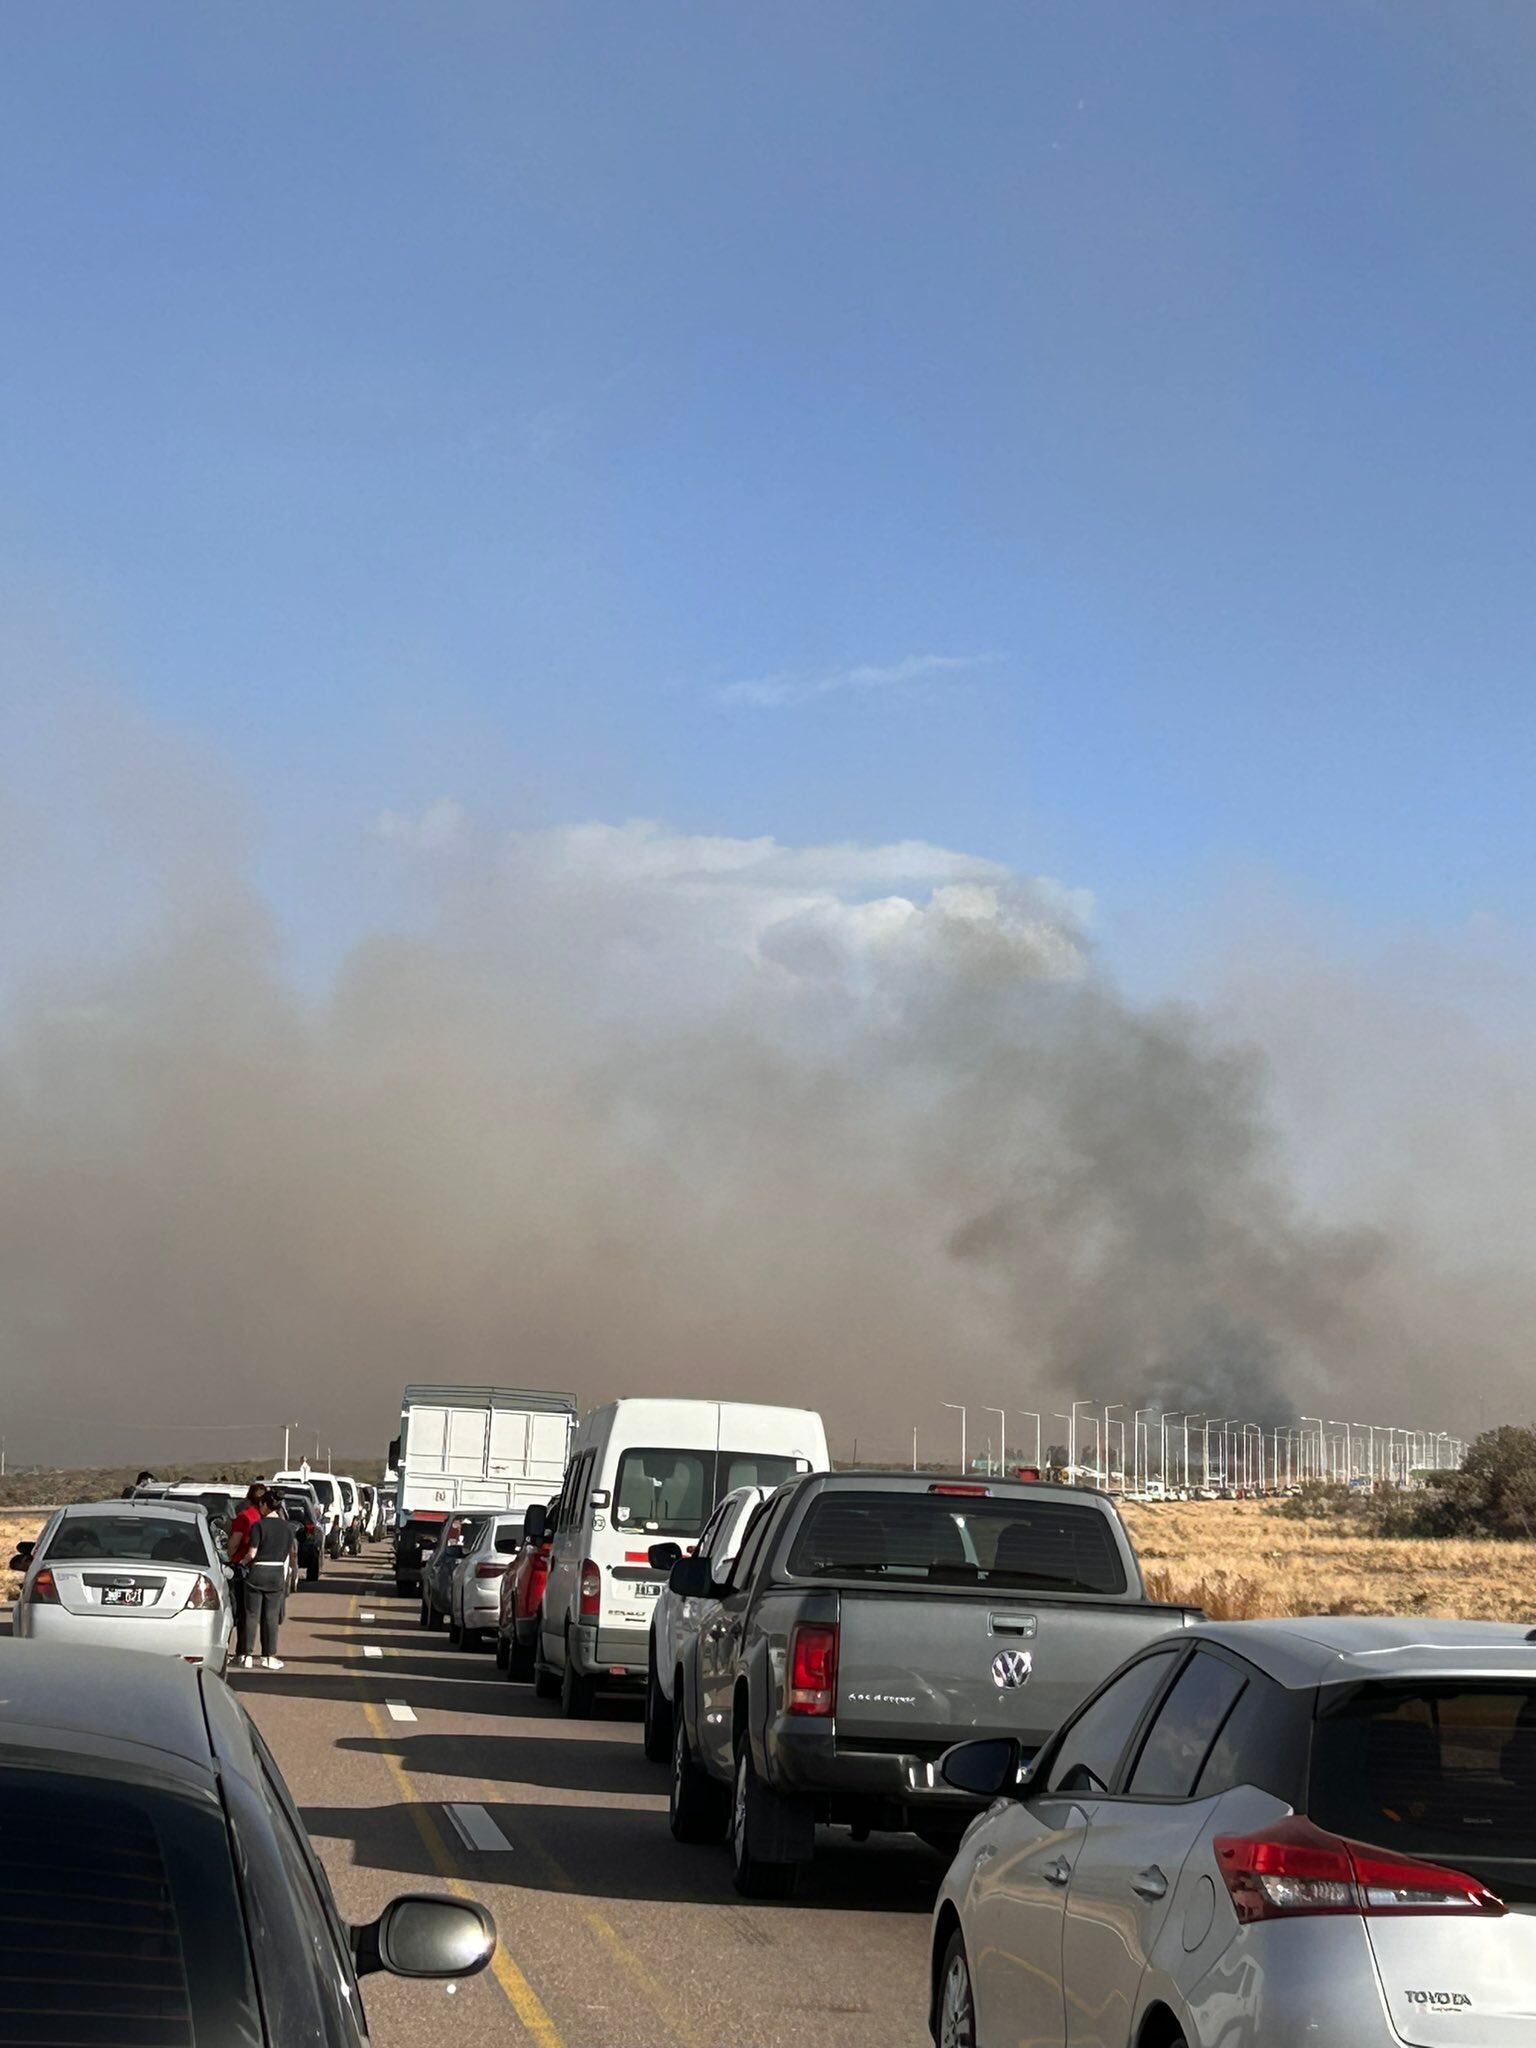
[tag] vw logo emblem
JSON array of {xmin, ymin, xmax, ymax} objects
[{"xmin": 991, "ymin": 1649, "xmax": 1032, "ymax": 1689}]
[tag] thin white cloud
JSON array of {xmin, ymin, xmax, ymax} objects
[{"xmin": 718, "ymin": 651, "xmax": 1000, "ymax": 709}]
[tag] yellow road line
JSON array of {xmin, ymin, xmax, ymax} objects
[{"xmin": 346, "ymin": 1599, "xmax": 565, "ymax": 2048}]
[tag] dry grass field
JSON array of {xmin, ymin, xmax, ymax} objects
[
  {"xmin": 1122, "ymin": 1497, "xmax": 1536, "ymax": 1622},
  {"xmin": 1, "ymin": 1510, "xmax": 49, "ymax": 1603}
]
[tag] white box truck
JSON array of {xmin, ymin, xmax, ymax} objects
[{"xmin": 389, "ymin": 1383, "xmax": 577, "ymax": 1595}]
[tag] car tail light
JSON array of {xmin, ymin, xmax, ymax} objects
[
  {"xmin": 929, "ymin": 1483, "xmax": 990, "ymax": 1497},
  {"xmin": 476, "ymin": 1560, "xmax": 509, "ymax": 1579},
  {"xmin": 1215, "ymin": 1817, "xmax": 1505, "ymax": 1922},
  {"xmin": 788, "ymin": 1621, "xmax": 839, "ymax": 1715},
  {"xmin": 28, "ymin": 1567, "xmax": 59, "ymax": 1605},
  {"xmin": 183, "ymin": 1574, "xmax": 221, "ymax": 1611},
  {"xmin": 306, "ymin": 1521, "xmax": 317, "ymax": 1536},
  {"xmin": 579, "ymin": 1560, "xmax": 601, "ymax": 1621}
]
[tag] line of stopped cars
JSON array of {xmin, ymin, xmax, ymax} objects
[{"xmin": 403, "ymin": 1394, "xmax": 1536, "ymax": 2048}]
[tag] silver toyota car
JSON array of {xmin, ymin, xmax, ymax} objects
[
  {"xmin": 930, "ymin": 1617, "xmax": 1536, "ymax": 2048},
  {"xmin": 10, "ymin": 1498, "xmax": 237, "ymax": 1674}
]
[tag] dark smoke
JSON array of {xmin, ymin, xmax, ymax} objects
[{"xmin": 0, "ymin": 696, "xmax": 1507, "ymax": 1466}]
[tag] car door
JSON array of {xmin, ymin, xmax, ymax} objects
[
  {"xmin": 1062, "ymin": 1648, "xmax": 1249, "ymax": 2048},
  {"xmin": 969, "ymin": 1648, "xmax": 1182, "ymax": 2047},
  {"xmin": 695, "ymin": 1495, "xmax": 783, "ymax": 1777}
]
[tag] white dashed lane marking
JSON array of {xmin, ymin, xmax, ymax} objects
[
  {"xmin": 360, "ymin": 1610, "xmax": 375, "ymax": 1621},
  {"xmin": 385, "ymin": 1700, "xmax": 416, "ymax": 1721},
  {"xmin": 443, "ymin": 1803, "xmax": 513, "ymax": 1852},
  {"xmin": 363, "ymin": 1645, "xmax": 383, "ymax": 1658}
]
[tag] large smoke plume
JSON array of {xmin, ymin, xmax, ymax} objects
[{"xmin": 0, "ymin": 693, "xmax": 1521, "ymax": 1466}]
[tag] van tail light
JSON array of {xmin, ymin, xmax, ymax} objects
[
  {"xmin": 788, "ymin": 1621, "xmax": 839, "ymax": 1716},
  {"xmin": 578, "ymin": 1560, "xmax": 601, "ymax": 1621},
  {"xmin": 1215, "ymin": 1817, "xmax": 1505, "ymax": 1922},
  {"xmin": 476, "ymin": 1561, "xmax": 509, "ymax": 1579},
  {"xmin": 28, "ymin": 1568, "xmax": 59, "ymax": 1605},
  {"xmin": 183, "ymin": 1574, "xmax": 221, "ymax": 1611}
]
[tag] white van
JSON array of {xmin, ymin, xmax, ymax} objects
[
  {"xmin": 535, "ymin": 1398, "xmax": 829, "ymax": 1717},
  {"xmin": 273, "ymin": 1469, "xmax": 345, "ymax": 1557}
]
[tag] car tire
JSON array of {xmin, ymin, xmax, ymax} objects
[
  {"xmin": 448, "ymin": 1616, "xmax": 463, "ymax": 1647},
  {"xmin": 460, "ymin": 1625, "xmax": 483, "ymax": 1652},
  {"xmin": 643, "ymin": 1634, "xmax": 673, "ymax": 1763},
  {"xmin": 304, "ymin": 1557, "xmax": 319, "ymax": 1584},
  {"xmin": 669, "ymin": 1711, "xmax": 728, "ymax": 1843},
  {"xmin": 730, "ymin": 1740, "xmax": 799, "ymax": 1899},
  {"xmin": 560, "ymin": 1637, "xmax": 597, "ymax": 1718},
  {"xmin": 427, "ymin": 1600, "xmax": 445, "ymax": 1631},
  {"xmin": 935, "ymin": 1928, "xmax": 976, "ymax": 2048},
  {"xmin": 509, "ymin": 1630, "xmax": 535, "ymax": 1682},
  {"xmin": 494, "ymin": 1634, "xmax": 510, "ymax": 1670}
]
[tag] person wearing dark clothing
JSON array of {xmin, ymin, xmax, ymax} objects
[
  {"xmin": 238, "ymin": 1500, "xmax": 295, "ymax": 1671},
  {"xmin": 228, "ymin": 1483, "xmax": 268, "ymax": 1664}
]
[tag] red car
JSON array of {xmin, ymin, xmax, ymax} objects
[{"xmin": 496, "ymin": 1507, "xmax": 555, "ymax": 1682}]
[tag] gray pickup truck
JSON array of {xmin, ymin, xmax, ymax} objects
[{"xmin": 667, "ymin": 1469, "xmax": 1200, "ymax": 1896}]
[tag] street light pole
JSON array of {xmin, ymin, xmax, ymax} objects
[
  {"xmin": 1017, "ymin": 1412, "xmax": 1042, "ymax": 1471},
  {"xmin": 942, "ymin": 1403, "xmax": 967, "ymax": 1476},
  {"xmin": 986, "ymin": 1408, "xmax": 1006, "ymax": 1479}
]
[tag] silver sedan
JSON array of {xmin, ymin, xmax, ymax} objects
[
  {"xmin": 10, "ymin": 1499, "xmax": 236, "ymax": 1675},
  {"xmin": 930, "ymin": 1616, "xmax": 1536, "ymax": 2048}
]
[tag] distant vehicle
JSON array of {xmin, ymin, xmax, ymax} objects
[
  {"xmin": 929, "ymin": 1617, "xmax": 1536, "ymax": 2048},
  {"xmin": 10, "ymin": 1500, "xmax": 237, "ymax": 1675},
  {"xmin": 378, "ymin": 1483, "xmax": 398, "ymax": 1533},
  {"xmin": 417, "ymin": 1514, "xmax": 487, "ymax": 1631},
  {"xmin": 389, "ymin": 1383, "xmax": 575, "ymax": 1596},
  {"xmin": 133, "ymin": 1480, "xmax": 248, "ymax": 1552},
  {"xmin": 333, "ymin": 1474, "xmax": 364, "ymax": 1555},
  {"xmin": 272, "ymin": 1469, "xmax": 346, "ymax": 1557},
  {"xmin": 358, "ymin": 1483, "xmax": 382, "ymax": 1541},
  {"xmin": 497, "ymin": 1505, "xmax": 556, "ymax": 1680},
  {"xmin": 0, "ymin": 1638, "xmax": 494, "ymax": 2043},
  {"xmin": 536, "ymin": 1397, "xmax": 829, "ymax": 1718},
  {"xmin": 667, "ymin": 1471, "xmax": 1199, "ymax": 1897},
  {"xmin": 274, "ymin": 1484, "xmax": 325, "ymax": 1584},
  {"xmin": 642, "ymin": 1481, "xmax": 772, "ymax": 1762},
  {"xmin": 442, "ymin": 1513, "xmax": 523, "ymax": 1650}
]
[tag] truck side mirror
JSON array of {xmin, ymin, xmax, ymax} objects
[
  {"xmin": 523, "ymin": 1504, "xmax": 549, "ymax": 1542},
  {"xmin": 388, "ymin": 1437, "xmax": 401, "ymax": 1470},
  {"xmin": 669, "ymin": 1555, "xmax": 714, "ymax": 1598}
]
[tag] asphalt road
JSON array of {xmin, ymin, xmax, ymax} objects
[{"xmin": 234, "ymin": 1548, "xmax": 938, "ymax": 2048}]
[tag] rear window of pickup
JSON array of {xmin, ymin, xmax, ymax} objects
[{"xmin": 784, "ymin": 1492, "xmax": 1128, "ymax": 1595}]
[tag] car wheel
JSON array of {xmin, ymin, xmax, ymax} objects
[
  {"xmin": 494, "ymin": 1633, "xmax": 510, "ymax": 1670},
  {"xmin": 730, "ymin": 1740, "xmax": 799, "ymax": 1899},
  {"xmin": 304, "ymin": 1557, "xmax": 319, "ymax": 1583},
  {"xmin": 448, "ymin": 1616, "xmax": 463, "ymax": 1647},
  {"xmin": 560, "ymin": 1638, "xmax": 596, "ymax": 1718},
  {"xmin": 935, "ymin": 1929, "xmax": 976, "ymax": 2048},
  {"xmin": 418, "ymin": 1597, "xmax": 431, "ymax": 1629},
  {"xmin": 669, "ymin": 1710, "xmax": 728, "ymax": 1843},
  {"xmin": 643, "ymin": 1634, "xmax": 673, "ymax": 1763},
  {"xmin": 459, "ymin": 1625, "xmax": 483, "ymax": 1652},
  {"xmin": 533, "ymin": 1645, "xmax": 560, "ymax": 1699},
  {"xmin": 427, "ymin": 1600, "xmax": 445, "ymax": 1631},
  {"xmin": 509, "ymin": 1630, "xmax": 535, "ymax": 1682}
]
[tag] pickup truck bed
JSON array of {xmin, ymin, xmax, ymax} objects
[{"xmin": 670, "ymin": 1471, "xmax": 1199, "ymax": 1897}]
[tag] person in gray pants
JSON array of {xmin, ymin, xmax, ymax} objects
[{"xmin": 237, "ymin": 1498, "xmax": 296, "ymax": 1671}]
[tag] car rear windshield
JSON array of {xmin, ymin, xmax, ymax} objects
[
  {"xmin": 784, "ymin": 1491, "xmax": 1128, "ymax": 1594},
  {"xmin": 45, "ymin": 1516, "xmax": 208, "ymax": 1567},
  {"xmin": 1311, "ymin": 1682, "xmax": 1536, "ymax": 1884},
  {"xmin": 0, "ymin": 1763, "xmax": 260, "ymax": 2047},
  {"xmin": 612, "ymin": 1448, "xmax": 805, "ymax": 1535},
  {"xmin": 308, "ymin": 1478, "xmax": 336, "ymax": 1507}
]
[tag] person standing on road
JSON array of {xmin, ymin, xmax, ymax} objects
[
  {"xmin": 227, "ymin": 1482, "xmax": 267, "ymax": 1667},
  {"xmin": 238, "ymin": 1495, "xmax": 295, "ymax": 1672}
]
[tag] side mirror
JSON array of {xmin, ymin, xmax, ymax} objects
[
  {"xmin": 669, "ymin": 1555, "xmax": 715, "ymax": 1598},
  {"xmin": 388, "ymin": 1437, "xmax": 401, "ymax": 1470},
  {"xmin": 352, "ymin": 1894, "xmax": 495, "ymax": 1980},
  {"xmin": 11, "ymin": 1540, "xmax": 34, "ymax": 1561},
  {"xmin": 648, "ymin": 1541, "xmax": 683, "ymax": 1572},
  {"xmin": 8, "ymin": 1550, "xmax": 31, "ymax": 1571},
  {"xmin": 523, "ymin": 1504, "xmax": 549, "ymax": 1543},
  {"xmin": 938, "ymin": 1737, "xmax": 1028, "ymax": 1799}
]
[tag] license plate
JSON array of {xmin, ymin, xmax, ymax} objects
[
  {"xmin": 102, "ymin": 1587, "xmax": 144, "ymax": 1606},
  {"xmin": 635, "ymin": 1581, "xmax": 663, "ymax": 1599}
]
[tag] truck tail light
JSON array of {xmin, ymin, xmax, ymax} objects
[
  {"xmin": 528, "ymin": 1557, "xmax": 550, "ymax": 1609},
  {"xmin": 929, "ymin": 1483, "xmax": 991, "ymax": 1497},
  {"xmin": 579, "ymin": 1560, "xmax": 601, "ymax": 1621},
  {"xmin": 1215, "ymin": 1817, "xmax": 1505, "ymax": 1922},
  {"xmin": 788, "ymin": 1621, "xmax": 838, "ymax": 1716},
  {"xmin": 28, "ymin": 1568, "xmax": 59, "ymax": 1606}
]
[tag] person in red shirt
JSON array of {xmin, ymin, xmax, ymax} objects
[{"xmin": 228, "ymin": 1483, "xmax": 267, "ymax": 1667}]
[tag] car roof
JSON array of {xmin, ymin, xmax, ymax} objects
[
  {"xmin": 1193, "ymin": 1615, "xmax": 1536, "ymax": 1688},
  {"xmin": 812, "ymin": 1470, "xmax": 1114, "ymax": 1509},
  {"xmin": 59, "ymin": 1497, "xmax": 207, "ymax": 1519},
  {"xmin": 0, "ymin": 1639, "xmax": 217, "ymax": 1783}
]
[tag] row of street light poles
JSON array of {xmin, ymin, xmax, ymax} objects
[{"xmin": 924, "ymin": 1403, "xmax": 1466, "ymax": 1491}]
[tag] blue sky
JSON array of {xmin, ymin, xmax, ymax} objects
[{"xmin": 5, "ymin": 3, "xmax": 1536, "ymax": 990}]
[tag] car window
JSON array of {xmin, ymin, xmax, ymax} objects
[
  {"xmin": 46, "ymin": 1514, "xmax": 210, "ymax": 1566},
  {"xmin": 1127, "ymin": 1651, "xmax": 1247, "ymax": 1799},
  {"xmin": 1045, "ymin": 1650, "xmax": 1181, "ymax": 1796},
  {"xmin": 1194, "ymin": 1671, "xmax": 1306, "ymax": 1801},
  {"xmin": 493, "ymin": 1522, "xmax": 521, "ymax": 1555},
  {"xmin": 728, "ymin": 1492, "xmax": 797, "ymax": 1590},
  {"xmin": 0, "ymin": 1761, "xmax": 263, "ymax": 2046},
  {"xmin": 784, "ymin": 1492, "xmax": 1127, "ymax": 1594},
  {"xmin": 249, "ymin": 1731, "xmax": 367, "ymax": 2034},
  {"xmin": 696, "ymin": 1503, "xmax": 730, "ymax": 1561},
  {"xmin": 718, "ymin": 1492, "xmax": 762, "ymax": 1561}
]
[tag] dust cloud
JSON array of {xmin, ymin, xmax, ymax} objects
[{"xmin": 0, "ymin": 697, "xmax": 1519, "ymax": 1467}]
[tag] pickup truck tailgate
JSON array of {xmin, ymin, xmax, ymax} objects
[{"xmin": 834, "ymin": 1592, "xmax": 1190, "ymax": 1753}]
